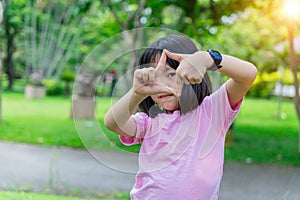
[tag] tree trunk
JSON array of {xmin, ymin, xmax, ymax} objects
[
  {"xmin": 4, "ymin": 5, "xmax": 16, "ymax": 91},
  {"xmin": 0, "ymin": 52, "xmax": 3, "ymax": 121},
  {"xmin": 287, "ymin": 23, "xmax": 300, "ymax": 153},
  {"xmin": 0, "ymin": 2, "xmax": 3, "ymax": 121},
  {"xmin": 4, "ymin": 35, "xmax": 15, "ymax": 90}
]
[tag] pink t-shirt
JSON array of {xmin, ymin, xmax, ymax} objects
[{"xmin": 120, "ymin": 84, "xmax": 242, "ymax": 200}]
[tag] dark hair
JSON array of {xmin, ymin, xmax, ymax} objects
[{"xmin": 138, "ymin": 34, "xmax": 211, "ymax": 117}]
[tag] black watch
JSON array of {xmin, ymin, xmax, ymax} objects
[{"xmin": 207, "ymin": 49, "xmax": 223, "ymax": 71}]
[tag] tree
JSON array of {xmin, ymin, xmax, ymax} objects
[
  {"xmin": 0, "ymin": 1, "xmax": 3, "ymax": 121},
  {"xmin": 140, "ymin": 0, "xmax": 256, "ymax": 44},
  {"xmin": 102, "ymin": 0, "xmax": 146, "ymax": 70},
  {"xmin": 257, "ymin": 0, "xmax": 300, "ymax": 152},
  {"xmin": 2, "ymin": 0, "xmax": 26, "ymax": 90}
]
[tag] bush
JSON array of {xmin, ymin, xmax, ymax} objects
[
  {"xmin": 281, "ymin": 70, "xmax": 300, "ymax": 85},
  {"xmin": 42, "ymin": 79, "xmax": 64, "ymax": 96},
  {"xmin": 60, "ymin": 71, "xmax": 76, "ymax": 96},
  {"xmin": 60, "ymin": 71, "xmax": 75, "ymax": 82},
  {"xmin": 248, "ymin": 72, "xmax": 280, "ymax": 98}
]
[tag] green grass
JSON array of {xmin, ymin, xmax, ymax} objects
[
  {"xmin": 225, "ymin": 98, "xmax": 300, "ymax": 166},
  {"xmin": 0, "ymin": 191, "xmax": 129, "ymax": 200},
  {"xmin": 0, "ymin": 91, "xmax": 82, "ymax": 147},
  {"xmin": 0, "ymin": 91, "xmax": 139, "ymax": 152},
  {"xmin": 0, "ymin": 91, "xmax": 299, "ymax": 165}
]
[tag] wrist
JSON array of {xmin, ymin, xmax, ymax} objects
[
  {"xmin": 195, "ymin": 51, "xmax": 214, "ymax": 69},
  {"xmin": 130, "ymin": 88, "xmax": 147, "ymax": 102},
  {"xmin": 207, "ymin": 49, "xmax": 223, "ymax": 71}
]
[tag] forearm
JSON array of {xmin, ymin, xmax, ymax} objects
[
  {"xmin": 218, "ymin": 54, "xmax": 257, "ymax": 86},
  {"xmin": 104, "ymin": 88, "xmax": 146, "ymax": 137},
  {"xmin": 210, "ymin": 53, "xmax": 257, "ymax": 107}
]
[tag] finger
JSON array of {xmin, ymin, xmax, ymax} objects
[
  {"xmin": 155, "ymin": 83, "xmax": 178, "ymax": 96},
  {"xmin": 168, "ymin": 85, "xmax": 183, "ymax": 97},
  {"xmin": 179, "ymin": 75, "xmax": 189, "ymax": 85},
  {"xmin": 176, "ymin": 68, "xmax": 189, "ymax": 85},
  {"xmin": 134, "ymin": 69, "xmax": 142, "ymax": 81},
  {"xmin": 156, "ymin": 49, "xmax": 167, "ymax": 72},
  {"xmin": 183, "ymin": 78, "xmax": 190, "ymax": 85},
  {"xmin": 142, "ymin": 70, "xmax": 149, "ymax": 83},
  {"xmin": 165, "ymin": 50, "xmax": 183, "ymax": 62},
  {"xmin": 175, "ymin": 74, "xmax": 183, "ymax": 97},
  {"xmin": 148, "ymin": 68, "xmax": 156, "ymax": 83}
]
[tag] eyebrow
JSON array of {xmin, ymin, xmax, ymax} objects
[{"xmin": 163, "ymin": 66, "xmax": 173, "ymax": 72}]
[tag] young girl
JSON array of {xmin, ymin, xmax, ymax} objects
[{"xmin": 104, "ymin": 35, "xmax": 257, "ymax": 200}]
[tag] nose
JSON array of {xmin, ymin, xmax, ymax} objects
[
  {"xmin": 156, "ymin": 74, "xmax": 183, "ymax": 96},
  {"xmin": 156, "ymin": 74, "xmax": 172, "ymax": 87}
]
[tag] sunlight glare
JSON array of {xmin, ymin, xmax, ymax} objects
[{"xmin": 283, "ymin": 0, "xmax": 300, "ymax": 20}]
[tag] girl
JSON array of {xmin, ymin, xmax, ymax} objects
[{"xmin": 104, "ymin": 34, "xmax": 257, "ymax": 199}]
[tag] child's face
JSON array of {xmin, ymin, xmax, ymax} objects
[{"xmin": 150, "ymin": 65, "xmax": 183, "ymax": 113}]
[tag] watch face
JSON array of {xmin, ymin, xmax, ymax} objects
[
  {"xmin": 210, "ymin": 50, "xmax": 222, "ymax": 60},
  {"xmin": 208, "ymin": 49, "xmax": 222, "ymax": 68}
]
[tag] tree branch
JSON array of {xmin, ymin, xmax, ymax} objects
[
  {"xmin": 102, "ymin": 0, "xmax": 126, "ymax": 29},
  {"xmin": 129, "ymin": 0, "xmax": 147, "ymax": 28}
]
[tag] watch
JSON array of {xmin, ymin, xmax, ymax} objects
[{"xmin": 207, "ymin": 49, "xmax": 223, "ymax": 71}]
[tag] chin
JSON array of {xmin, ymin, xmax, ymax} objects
[{"xmin": 163, "ymin": 105, "xmax": 180, "ymax": 112}]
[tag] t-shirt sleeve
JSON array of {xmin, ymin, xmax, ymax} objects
[
  {"xmin": 119, "ymin": 112, "xmax": 150, "ymax": 146},
  {"xmin": 207, "ymin": 81, "xmax": 242, "ymax": 133}
]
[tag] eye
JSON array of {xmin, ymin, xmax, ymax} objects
[{"xmin": 167, "ymin": 72, "xmax": 176, "ymax": 78}]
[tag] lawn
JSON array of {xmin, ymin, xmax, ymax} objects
[
  {"xmin": 0, "ymin": 191, "xmax": 129, "ymax": 200},
  {"xmin": 0, "ymin": 91, "xmax": 299, "ymax": 165},
  {"xmin": 225, "ymin": 98, "xmax": 299, "ymax": 166}
]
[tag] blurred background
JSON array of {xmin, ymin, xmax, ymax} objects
[{"xmin": 0, "ymin": 0, "xmax": 299, "ymax": 199}]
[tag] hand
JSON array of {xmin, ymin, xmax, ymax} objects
[
  {"xmin": 165, "ymin": 50, "xmax": 212, "ymax": 84},
  {"xmin": 133, "ymin": 50, "xmax": 178, "ymax": 97}
]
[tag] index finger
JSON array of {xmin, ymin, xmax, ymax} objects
[
  {"xmin": 156, "ymin": 49, "xmax": 167, "ymax": 72},
  {"xmin": 165, "ymin": 50, "xmax": 183, "ymax": 62}
]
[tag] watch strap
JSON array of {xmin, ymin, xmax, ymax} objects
[{"xmin": 207, "ymin": 63, "xmax": 222, "ymax": 71}]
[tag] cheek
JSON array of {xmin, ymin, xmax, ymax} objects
[{"xmin": 174, "ymin": 78, "xmax": 183, "ymax": 95}]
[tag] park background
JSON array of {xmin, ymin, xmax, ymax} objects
[{"xmin": 0, "ymin": 0, "xmax": 300, "ymax": 199}]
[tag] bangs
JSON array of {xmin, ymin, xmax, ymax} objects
[{"xmin": 138, "ymin": 48, "xmax": 179, "ymax": 70}]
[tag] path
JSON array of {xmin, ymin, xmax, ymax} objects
[{"xmin": 0, "ymin": 141, "xmax": 299, "ymax": 200}]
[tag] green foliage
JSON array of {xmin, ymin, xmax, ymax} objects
[
  {"xmin": 60, "ymin": 71, "xmax": 75, "ymax": 82},
  {"xmin": 248, "ymin": 70, "xmax": 300, "ymax": 98},
  {"xmin": 79, "ymin": 1, "xmax": 122, "ymax": 54},
  {"xmin": 204, "ymin": 7, "xmax": 286, "ymax": 72},
  {"xmin": 1, "ymin": 0, "xmax": 27, "ymax": 90},
  {"xmin": 60, "ymin": 71, "xmax": 75, "ymax": 96},
  {"xmin": 281, "ymin": 70, "xmax": 300, "ymax": 85},
  {"xmin": 2, "ymin": 0, "xmax": 26, "ymax": 31},
  {"xmin": 248, "ymin": 72, "xmax": 280, "ymax": 98},
  {"xmin": 42, "ymin": 79, "xmax": 63, "ymax": 96}
]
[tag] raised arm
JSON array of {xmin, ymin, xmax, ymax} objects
[
  {"xmin": 165, "ymin": 50, "xmax": 257, "ymax": 108},
  {"xmin": 104, "ymin": 50, "xmax": 173, "ymax": 137},
  {"xmin": 218, "ymin": 54, "xmax": 257, "ymax": 108},
  {"xmin": 104, "ymin": 88, "xmax": 145, "ymax": 137}
]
